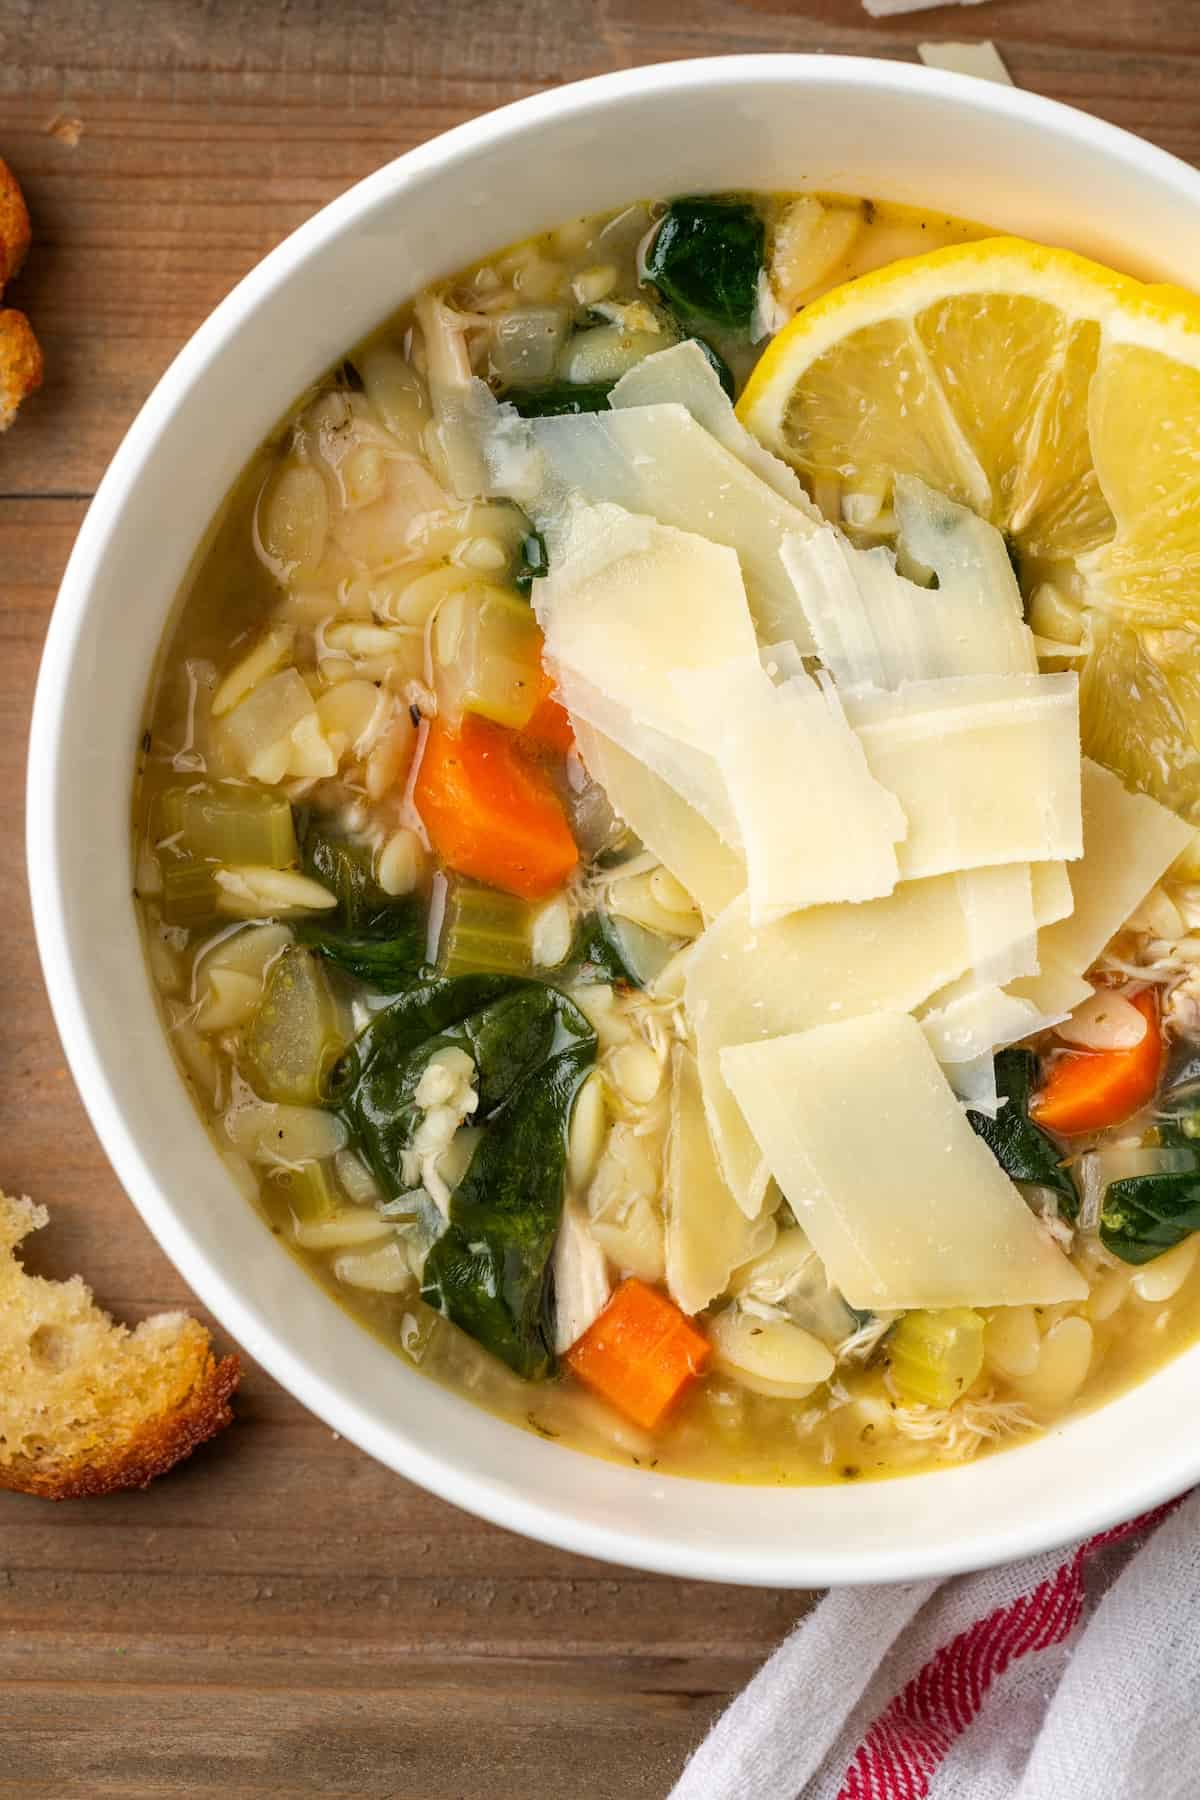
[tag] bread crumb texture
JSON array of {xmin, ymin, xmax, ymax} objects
[
  {"xmin": 0, "ymin": 156, "xmax": 42, "ymax": 430},
  {"xmin": 0, "ymin": 310, "xmax": 44, "ymax": 429},
  {"xmin": 0, "ymin": 1191, "xmax": 240, "ymax": 1500},
  {"xmin": 0, "ymin": 156, "xmax": 31, "ymax": 286}
]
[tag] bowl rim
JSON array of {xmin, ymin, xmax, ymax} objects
[{"xmin": 26, "ymin": 51, "xmax": 1200, "ymax": 1586}]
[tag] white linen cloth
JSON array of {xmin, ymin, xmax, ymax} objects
[{"xmin": 672, "ymin": 1491, "xmax": 1199, "ymax": 1800}]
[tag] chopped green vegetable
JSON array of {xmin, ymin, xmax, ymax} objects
[
  {"xmin": 157, "ymin": 782, "xmax": 296, "ymax": 868},
  {"xmin": 270, "ymin": 1157, "xmax": 343, "ymax": 1224},
  {"xmin": 437, "ymin": 880, "xmax": 534, "ymax": 978},
  {"xmin": 160, "ymin": 859, "xmax": 221, "ymax": 927},
  {"xmin": 642, "ymin": 197, "xmax": 764, "ymax": 330},
  {"xmin": 297, "ymin": 921, "xmax": 425, "ymax": 987},
  {"xmin": 569, "ymin": 913, "xmax": 643, "ymax": 986},
  {"xmin": 568, "ymin": 909, "xmax": 683, "ymax": 989},
  {"xmin": 507, "ymin": 381, "xmax": 615, "ymax": 418},
  {"xmin": 432, "ymin": 583, "xmax": 544, "ymax": 729},
  {"xmin": 1101, "ymin": 1167, "xmax": 1200, "ymax": 1264},
  {"xmin": 887, "ymin": 1308, "xmax": 985, "ymax": 1408},
  {"xmin": 515, "ymin": 529, "xmax": 549, "ymax": 597},
  {"xmin": 332, "ymin": 974, "xmax": 596, "ymax": 1378},
  {"xmin": 968, "ymin": 1049, "xmax": 1078, "ymax": 1220},
  {"xmin": 296, "ymin": 813, "xmax": 426, "ymax": 986},
  {"xmin": 244, "ymin": 944, "xmax": 344, "ymax": 1105}
]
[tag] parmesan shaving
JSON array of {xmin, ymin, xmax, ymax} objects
[
  {"xmin": 781, "ymin": 486, "xmax": 1035, "ymax": 693},
  {"xmin": 673, "ymin": 661, "xmax": 905, "ymax": 923},
  {"xmin": 557, "ymin": 666, "xmax": 740, "ymax": 843},
  {"xmin": 917, "ymin": 41, "xmax": 1013, "ymax": 86},
  {"xmin": 721, "ymin": 1014, "xmax": 1087, "ymax": 1310},
  {"xmin": 535, "ymin": 500, "xmax": 760, "ymax": 749},
  {"xmin": 572, "ymin": 719, "xmax": 745, "ymax": 918},
  {"xmin": 664, "ymin": 1046, "xmax": 769, "ymax": 1316},
  {"xmin": 685, "ymin": 871, "xmax": 1041, "ymax": 1215},
  {"xmin": 514, "ymin": 404, "xmax": 821, "ymax": 649},
  {"xmin": 920, "ymin": 984, "xmax": 1043, "ymax": 1066},
  {"xmin": 843, "ymin": 673, "xmax": 1082, "ymax": 881},
  {"xmin": 863, "ymin": 0, "xmax": 985, "ymax": 14},
  {"xmin": 1033, "ymin": 759, "xmax": 1194, "ymax": 982},
  {"xmin": 609, "ymin": 340, "xmax": 821, "ymax": 514}
]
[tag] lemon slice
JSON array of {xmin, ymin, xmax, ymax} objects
[{"xmin": 738, "ymin": 237, "xmax": 1200, "ymax": 814}]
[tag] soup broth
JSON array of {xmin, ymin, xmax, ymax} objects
[{"xmin": 133, "ymin": 190, "xmax": 1200, "ymax": 1484}]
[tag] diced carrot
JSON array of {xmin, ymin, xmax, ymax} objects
[
  {"xmin": 520, "ymin": 669, "xmax": 574, "ymax": 758},
  {"xmin": 1032, "ymin": 988, "xmax": 1163, "ymax": 1136},
  {"xmin": 414, "ymin": 714, "xmax": 577, "ymax": 901},
  {"xmin": 564, "ymin": 1278, "xmax": 711, "ymax": 1431}
]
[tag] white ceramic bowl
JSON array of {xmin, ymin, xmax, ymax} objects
[{"xmin": 28, "ymin": 55, "xmax": 1200, "ymax": 1586}]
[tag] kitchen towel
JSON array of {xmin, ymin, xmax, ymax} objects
[{"xmin": 672, "ymin": 1489, "xmax": 1199, "ymax": 1800}]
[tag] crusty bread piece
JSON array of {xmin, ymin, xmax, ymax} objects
[
  {"xmin": 0, "ymin": 309, "xmax": 43, "ymax": 430},
  {"xmin": 0, "ymin": 157, "xmax": 41, "ymax": 431},
  {"xmin": 0, "ymin": 1191, "xmax": 239, "ymax": 1500},
  {"xmin": 0, "ymin": 156, "xmax": 31, "ymax": 287}
]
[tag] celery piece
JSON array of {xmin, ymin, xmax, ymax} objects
[
  {"xmin": 437, "ymin": 880, "xmax": 533, "ymax": 978},
  {"xmin": 160, "ymin": 859, "xmax": 221, "ymax": 927},
  {"xmin": 270, "ymin": 1158, "xmax": 343, "ymax": 1224},
  {"xmin": 158, "ymin": 782, "xmax": 297, "ymax": 870},
  {"xmin": 887, "ymin": 1308, "xmax": 986, "ymax": 1409},
  {"xmin": 244, "ymin": 944, "xmax": 344, "ymax": 1104},
  {"xmin": 432, "ymin": 583, "xmax": 543, "ymax": 730}
]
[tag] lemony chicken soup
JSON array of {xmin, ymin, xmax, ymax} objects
[{"xmin": 134, "ymin": 192, "xmax": 1200, "ymax": 1482}]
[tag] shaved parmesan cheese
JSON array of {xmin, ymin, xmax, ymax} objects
[
  {"xmin": 843, "ymin": 674, "xmax": 1082, "ymax": 881},
  {"xmin": 781, "ymin": 504, "xmax": 1035, "ymax": 695},
  {"xmin": 781, "ymin": 528, "xmax": 913, "ymax": 690},
  {"xmin": 956, "ymin": 865, "xmax": 1039, "ymax": 987},
  {"xmin": 685, "ymin": 870, "xmax": 1038, "ymax": 1214},
  {"xmin": 721, "ymin": 1014, "xmax": 1087, "ymax": 1310},
  {"xmin": 864, "ymin": 0, "xmax": 985, "ymax": 16},
  {"xmin": 664, "ymin": 1046, "xmax": 771, "ymax": 1316},
  {"xmin": 516, "ymin": 404, "xmax": 820, "ymax": 649},
  {"xmin": 674, "ymin": 661, "xmax": 905, "ymax": 922},
  {"xmin": 945, "ymin": 1052, "xmax": 1002, "ymax": 1115},
  {"xmin": 920, "ymin": 984, "xmax": 1043, "ymax": 1066},
  {"xmin": 1007, "ymin": 957, "xmax": 1095, "ymax": 1030},
  {"xmin": 572, "ymin": 719, "xmax": 745, "ymax": 918},
  {"xmin": 1032, "ymin": 860, "xmax": 1075, "ymax": 928},
  {"xmin": 536, "ymin": 500, "xmax": 759, "ymax": 747},
  {"xmin": 1034, "ymin": 759, "xmax": 1194, "ymax": 979},
  {"xmin": 893, "ymin": 478, "xmax": 1037, "ymax": 672},
  {"xmin": 759, "ymin": 639, "xmax": 809, "ymax": 685},
  {"xmin": 609, "ymin": 340, "xmax": 821, "ymax": 515},
  {"xmin": 557, "ymin": 666, "xmax": 740, "ymax": 843},
  {"xmin": 917, "ymin": 41, "xmax": 1013, "ymax": 86}
]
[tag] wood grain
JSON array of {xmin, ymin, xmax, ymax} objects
[{"xmin": 2, "ymin": 2, "xmax": 1199, "ymax": 1793}]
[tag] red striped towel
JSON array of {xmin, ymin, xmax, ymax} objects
[{"xmin": 672, "ymin": 1491, "xmax": 1197, "ymax": 1800}]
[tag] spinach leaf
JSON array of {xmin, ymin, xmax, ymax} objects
[
  {"xmin": 642, "ymin": 198, "xmax": 764, "ymax": 331},
  {"xmin": 296, "ymin": 813, "xmax": 427, "ymax": 986},
  {"xmin": 967, "ymin": 1049, "xmax": 1078, "ymax": 1219},
  {"xmin": 333, "ymin": 974, "xmax": 596, "ymax": 1379},
  {"xmin": 566, "ymin": 911, "xmax": 682, "ymax": 988},
  {"xmin": 1101, "ymin": 1169, "xmax": 1200, "ymax": 1264},
  {"xmin": 298, "ymin": 922, "xmax": 425, "ymax": 987},
  {"xmin": 508, "ymin": 381, "xmax": 615, "ymax": 418},
  {"xmin": 569, "ymin": 913, "xmax": 641, "ymax": 986}
]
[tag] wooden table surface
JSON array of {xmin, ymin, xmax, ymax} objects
[{"xmin": 3, "ymin": 3, "xmax": 1199, "ymax": 1793}]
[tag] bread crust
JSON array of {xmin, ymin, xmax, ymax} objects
[
  {"xmin": 0, "ymin": 156, "xmax": 31, "ymax": 287},
  {"xmin": 0, "ymin": 307, "xmax": 43, "ymax": 429},
  {"xmin": 0, "ymin": 1347, "xmax": 241, "ymax": 1500}
]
